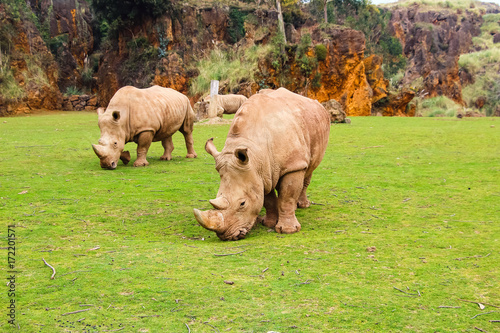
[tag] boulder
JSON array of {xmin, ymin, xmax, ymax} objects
[{"xmin": 321, "ymin": 99, "xmax": 347, "ymax": 123}]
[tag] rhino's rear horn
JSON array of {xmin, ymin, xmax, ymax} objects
[
  {"xmin": 209, "ymin": 197, "xmax": 229, "ymax": 210},
  {"xmin": 92, "ymin": 144, "xmax": 105, "ymax": 158},
  {"xmin": 205, "ymin": 138, "xmax": 220, "ymax": 158}
]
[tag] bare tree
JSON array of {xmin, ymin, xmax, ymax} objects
[
  {"xmin": 324, "ymin": 0, "xmax": 332, "ymax": 23},
  {"xmin": 276, "ymin": 0, "xmax": 287, "ymax": 44}
]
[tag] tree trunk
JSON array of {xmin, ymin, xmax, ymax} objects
[
  {"xmin": 324, "ymin": 0, "xmax": 328, "ymax": 23},
  {"xmin": 276, "ymin": 0, "xmax": 287, "ymax": 45}
]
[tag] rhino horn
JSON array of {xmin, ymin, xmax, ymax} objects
[
  {"xmin": 193, "ymin": 209, "xmax": 224, "ymax": 232},
  {"xmin": 209, "ymin": 196, "xmax": 230, "ymax": 210},
  {"xmin": 205, "ymin": 138, "xmax": 220, "ymax": 158},
  {"xmin": 92, "ymin": 144, "xmax": 105, "ymax": 158}
]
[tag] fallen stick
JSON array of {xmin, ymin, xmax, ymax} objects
[
  {"xmin": 438, "ymin": 306, "xmax": 461, "ymax": 308},
  {"xmin": 62, "ymin": 309, "xmax": 89, "ymax": 316},
  {"xmin": 393, "ymin": 287, "xmax": 419, "ymax": 296},
  {"xmin": 185, "ymin": 323, "xmax": 191, "ymax": 333},
  {"xmin": 458, "ymin": 299, "xmax": 500, "ymax": 309},
  {"xmin": 102, "ymin": 328, "xmax": 125, "ymax": 332},
  {"xmin": 474, "ymin": 327, "xmax": 487, "ymax": 333},
  {"xmin": 214, "ymin": 250, "xmax": 247, "ymax": 257},
  {"xmin": 472, "ymin": 311, "xmax": 496, "ymax": 319},
  {"xmin": 42, "ymin": 258, "xmax": 56, "ymax": 279},
  {"xmin": 204, "ymin": 322, "xmax": 220, "ymax": 333}
]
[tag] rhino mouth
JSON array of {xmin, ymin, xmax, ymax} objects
[
  {"xmin": 217, "ymin": 228, "xmax": 249, "ymax": 241},
  {"xmin": 101, "ymin": 161, "xmax": 117, "ymax": 170}
]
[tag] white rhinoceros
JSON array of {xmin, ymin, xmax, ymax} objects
[
  {"xmin": 194, "ymin": 88, "xmax": 330, "ymax": 240},
  {"xmin": 92, "ymin": 86, "xmax": 197, "ymax": 169},
  {"xmin": 204, "ymin": 94, "xmax": 248, "ymax": 116}
]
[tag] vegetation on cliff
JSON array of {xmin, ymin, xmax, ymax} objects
[
  {"xmin": 459, "ymin": 13, "xmax": 500, "ymax": 116},
  {"xmin": 1, "ymin": 0, "xmax": 500, "ymax": 117}
]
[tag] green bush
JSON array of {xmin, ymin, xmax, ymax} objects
[
  {"xmin": 65, "ymin": 85, "xmax": 84, "ymax": 96},
  {"xmin": 418, "ymin": 96, "xmax": 463, "ymax": 117},
  {"xmin": 90, "ymin": 0, "xmax": 172, "ymax": 27},
  {"xmin": 315, "ymin": 44, "xmax": 328, "ymax": 61},
  {"xmin": 0, "ymin": 54, "xmax": 25, "ymax": 101},
  {"xmin": 228, "ymin": 8, "xmax": 248, "ymax": 44},
  {"xmin": 312, "ymin": 72, "xmax": 322, "ymax": 89}
]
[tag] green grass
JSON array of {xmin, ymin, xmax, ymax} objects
[
  {"xmin": 418, "ymin": 96, "xmax": 463, "ymax": 117},
  {"xmin": 1, "ymin": 113, "xmax": 499, "ymax": 332}
]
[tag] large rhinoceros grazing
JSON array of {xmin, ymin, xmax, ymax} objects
[
  {"xmin": 92, "ymin": 86, "xmax": 197, "ymax": 169},
  {"xmin": 193, "ymin": 88, "xmax": 330, "ymax": 240}
]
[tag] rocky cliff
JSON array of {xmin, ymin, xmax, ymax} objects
[
  {"xmin": 389, "ymin": 5, "xmax": 483, "ymax": 104},
  {"xmin": 0, "ymin": 1, "xmax": 495, "ymax": 117}
]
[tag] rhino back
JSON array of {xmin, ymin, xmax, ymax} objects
[
  {"xmin": 110, "ymin": 86, "xmax": 190, "ymax": 142},
  {"xmin": 226, "ymin": 88, "xmax": 330, "ymax": 186}
]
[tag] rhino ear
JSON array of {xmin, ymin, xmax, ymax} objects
[
  {"xmin": 97, "ymin": 107, "xmax": 105, "ymax": 116},
  {"xmin": 205, "ymin": 138, "xmax": 220, "ymax": 158},
  {"xmin": 112, "ymin": 111, "xmax": 120, "ymax": 121},
  {"xmin": 234, "ymin": 148, "xmax": 248, "ymax": 164}
]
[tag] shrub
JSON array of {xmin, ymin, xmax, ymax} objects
[
  {"xmin": 315, "ymin": 44, "xmax": 328, "ymax": 62},
  {"xmin": 65, "ymin": 86, "xmax": 83, "ymax": 96},
  {"xmin": 312, "ymin": 72, "xmax": 322, "ymax": 89},
  {"xmin": 0, "ymin": 54, "xmax": 25, "ymax": 101},
  {"xmin": 228, "ymin": 8, "xmax": 248, "ymax": 44},
  {"xmin": 418, "ymin": 96, "xmax": 463, "ymax": 117}
]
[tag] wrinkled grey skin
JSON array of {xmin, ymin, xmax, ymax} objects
[
  {"xmin": 194, "ymin": 88, "xmax": 330, "ymax": 241},
  {"xmin": 92, "ymin": 86, "xmax": 197, "ymax": 169}
]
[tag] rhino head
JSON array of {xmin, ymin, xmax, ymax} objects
[
  {"xmin": 194, "ymin": 138, "xmax": 264, "ymax": 241},
  {"xmin": 92, "ymin": 107, "xmax": 130, "ymax": 170}
]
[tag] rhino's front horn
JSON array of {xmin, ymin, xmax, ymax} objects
[
  {"xmin": 209, "ymin": 196, "xmax": 229, "ymax": 210},
  {"xmin": 194, "ymin": 209, "xmax": 224, "ymax": 232},
  {"xmin": 205, "ymin": 138, "xmax": 220, "ymax": 158},
  {"xmin": 92, "ymin": 144, "xmax": 105, "ymax": 158}
]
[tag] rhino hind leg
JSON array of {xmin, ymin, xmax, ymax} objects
[
  {"xmin": 297, "ymin": 174, "xmax": 312, "ymax": 208},
  {"xmin": 133, "ymin": 131, "xmax": 153, "ymax": 167},
  {"xmin": 160, "ymin": 136, "xmax": 174, "ymax": 161},
  {"xmin": 261, "ymin": 190, "xmax": 279, "ymax": 228},
  {"xmin": 179, "ymin": 128, "xmax": 197, "ymax": 158},
  {"xmin": 275, "ymin": 171, "xmax": 303, "ymax": 234}
]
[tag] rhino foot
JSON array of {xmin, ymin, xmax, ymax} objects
[
  {"xmin": 275, "ymin": 216, "xmax": 301, "ymax": 234},
  {"xmin": 259, "ymin": 214, "xmax": 278, "ymax": 228},
  {"xmin": 133, "ymin": 159, "xmax": 149, "ymax": 167},
  {"xmin": 160, "ymin": 155, "xmax": 172, "ymax": 161},
  {"xmin": 186, "ymin": 153, "xmax": 197, "ymax": 158},
  {"xmin": 297, "ymin": 198, "xmax": 311, "ymax": 208}
]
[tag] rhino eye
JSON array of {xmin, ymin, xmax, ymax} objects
[{"xmin": 240, "ymin": 201, "xmax": 246, "ymax": 207}]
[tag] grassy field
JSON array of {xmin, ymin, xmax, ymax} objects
[{"xmin": 0, "ymin": 112, "xmax": 499, "ymax": 332}]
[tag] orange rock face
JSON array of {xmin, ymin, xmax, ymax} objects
[{"xmin": 389, "ymin": 6, "xmax": 482, "ymax": 105}]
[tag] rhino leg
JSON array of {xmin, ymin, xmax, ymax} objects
[
  {"xmin": 180, "ymin": 128, "xmax": 197, "ymax": 158},
  {"xmin": 275, "ymin": 171, "xmax": 303, "ymax": 234},
  {"xmin": 160, "ymin": 136, "xmax": 174, "ymax": 161},
  {"xmin": 133, "ymin": 131, "xmax": 153, "ymax": 167},
  {"xmin": 261, "ymin": 190, "xmax": 279, "ymax": 228},
  {"xmin": 297, "ymin": 174, "xmax": 312, "ymax": 208}
]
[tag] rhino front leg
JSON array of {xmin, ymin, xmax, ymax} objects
[
  {"xmin": 275, "ymin": 171, "xmax": 304, "ymax": 234},
  {"xmin": 297, "ymin": 174, "xmax": 312, "ymax": 208},
  {"xmin": 261, "ymin": 190, "xmax": 279, "ymax": 228},
  {"xmin": 160, "ymin": 136, "xmax": 174, "ymax": 161},
  {"xmin": 180, "ymin": 129, "xmax": 197, "ymax": 158},
  {"xmin": 134, "ymin": 131, "xmax": 154, "ymax": 167}
]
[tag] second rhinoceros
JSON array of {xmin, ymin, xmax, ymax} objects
[
  {"xmin": 193, "ymin": 88, "xmax": 330, "ymax": 240},
  {"xmin": 92, "ymin": 86, "xmax": 197, "ymax": 169}
]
